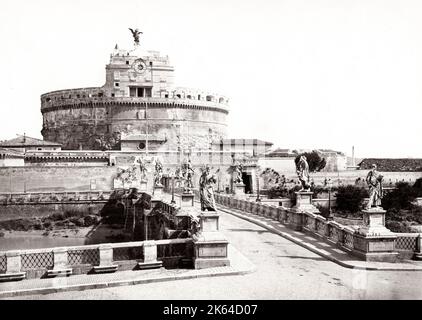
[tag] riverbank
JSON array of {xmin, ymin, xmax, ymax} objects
[{"xmin": 0, "ymin": 223, "xmax": 131, "ymax": 251}]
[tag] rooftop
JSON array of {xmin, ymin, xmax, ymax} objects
[
  {"xmin": 264, "ymin": 148, "xmax": 297, "ymax": 158},
  {"xmin": 359, "ymin": 158, "xmax": 422, "ymax": 172},
  {"xmin": 212, "ymin": 139, "xmax": 273, "ymax": 146},
  {"xmin": 0, "ymin": 147, "xmax": 25, "ymax": 157},
  {"xmin": 0, "ymin": 135, "xmax": 62, "ymax": 147}
]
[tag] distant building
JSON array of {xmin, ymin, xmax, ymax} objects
[
  {"xmin": 315, "ymin": 149, "xmax": 347, "ymax": 172},
  {"xmin": 211, "ymin": 139, "xmax": 273, "ymax": 157},
  {"xmin": 0, "ymin": 135, "xmax": 62, "ymax": 153},
  {"xmin": 359, "ymin": 158, "xmax": 422, "ymax": 172},
  {"xmin": 257, "ymin": 148, "xmax": 347, "ymax": 174},
  {"xmin": 0, "ymin": 148, "xmax": 24, "ymax": 167},
  {"xmin": 264, "ymin": 148, "xmax": 297, "ymax": 158}
]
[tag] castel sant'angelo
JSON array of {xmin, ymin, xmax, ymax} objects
[
  {"xmin": 41, "ymin": 30, "xmax": 229, "ymax": 152},
  {"xmin": 0, "ymin": 30, "xmax": 269, "ymax": 194}
]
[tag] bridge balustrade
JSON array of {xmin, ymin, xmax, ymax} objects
[
  {"xmin": 213, "ymin": 193, "xmax": 422, "ymax": 260},
  {"xmin": 0, "ymin": 238, "xmax": 193, "ymax": 280}
]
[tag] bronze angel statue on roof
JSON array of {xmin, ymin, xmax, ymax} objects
[{"xmin": 129, "ymin": 28, "xmax": 143, "ymax": 46}]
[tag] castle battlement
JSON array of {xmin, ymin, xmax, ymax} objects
[{"xmin": 40, "ymin": 40, "xmax": 229, "ymax": 151}]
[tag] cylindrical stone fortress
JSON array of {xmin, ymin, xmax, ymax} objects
[{"xmin": 41, "ymin": 47, "xmax": 229, "ymax": 151}]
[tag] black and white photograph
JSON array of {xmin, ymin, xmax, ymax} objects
[{"xmin": 1, "ymin": 0, "xmax": 422, "ymax": 305}]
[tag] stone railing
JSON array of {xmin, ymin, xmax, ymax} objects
[
  {"xmin": 214, "ymin": 193, "xmax": 422, "ymax": 260},
  {"xmin": 0, "ymin": 238, "xmax": 193, "ymax": 280},
  {"xmin": 159, "ymin": 200, "xmax": 180, "ymax": 215},
  {"xmin": 0, "ymin": 191, "xmax": 113, "ymax": 205},
  {"xmin": 41, "ymin": 95, "xmax": 229, "ymax": 114}
]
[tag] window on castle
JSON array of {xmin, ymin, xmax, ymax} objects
[
  {"xmin": 138, "ymin": 142, "xmax": 146, "ymax": 150},
  {"xmin": 111, "ymin": 93, "xmax": 115, "ymax": 97},
  {"xmin": 137, "ymin": 88, "xmax": 143, "ymax": 97},
  {"xmin": 129, "ymin": 87, "xmax": 151, "ymax": 98},
  {"xmin": 115, "ymin": 82, "xmax": 120, "ymax": 87},
  {"xmin": 126, "ymin": 61, "xmax": 130, "ymax": 65}
]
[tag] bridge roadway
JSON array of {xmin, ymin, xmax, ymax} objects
[{"xmin": 15, "ymin": 204, "xmax": 422, "ymax": 300}]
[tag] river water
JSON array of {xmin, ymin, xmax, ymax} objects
[{"xmin": 0, "ymin": 235, "xmax": 87, "ymax": 251}]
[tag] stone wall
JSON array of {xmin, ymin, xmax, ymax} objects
[
  {"xmin": 0, "ymin": 202, "xmax": 106, "ymax": 221},
  {"xmin": 259, "ymin": 170, "xmax": 422, "ymax": 188},
  {"xmin": 0, "ymin": 166, "xmax": 118, "ymax": 193},
  {"xmin": 41, "ymin": 97, "xmax": 228, "ymax": 151}
]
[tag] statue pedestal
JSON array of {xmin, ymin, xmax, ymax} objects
[
  {"xmin": 180, "ymin": 192, "xmax": 194, "ymax": 207},
  {"xmin": 289, "ymin": 191, "xmax": 319, "ymax": 231},
  {"xmin": 358, "ymin": 208, "xmax": 392, "ymax": 236},
  {"xmin": 139, "ymin": 180, "xmax": 148, "ymax": 192},
  {"xmin": 353, "ymin": 208, "xmax": 398, "ymax": 262},
  {"xmin": 233, "ymin": 183, "xmax": 246, "ymax": 199},
  {"xmin": 193, "ymin": 212, "xmax": 230, "ymax": 269},
  {"xmin": 153, "ymin": 185, "xmax": 163, "ymax": 200}
]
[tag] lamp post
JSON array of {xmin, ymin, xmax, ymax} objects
[
  {"xmin": 217, "ymin": 167, "xmax": 221, "ymax": 193},
  {"xmin": 256, "ymin": 170, "xmax": 261, "ymax": 202},
  {"xmin": 171, "ymin": 171, "xmax": 176, "ymax": 204},
  {"xmin": 327, "ymin": 178, "xmax": 333, "ymax": 220}
]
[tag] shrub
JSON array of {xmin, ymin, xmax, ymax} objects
[
  {"xmin": 335, "ymin": 185, "xmax": 368, "ymax": 213},
  {"xmin": 267, "ymin": 186, "xmax": 289, "ymax": 199},
  {"xmin": 386, "ymin": 220, "xmax": 412, "ymax": 233},
  {"xmin": 294, "ymin": 151, "xmax": 327, "ymax": 172},
  {"xmin": 315, "ymin": 204, "xmax": 331, "ymax": 219},
  {"xmin": 382, "ymin": 182, "xmax": 417, "ymax": 210},
  {"xmin": 288, "ymin": 185, "xmax": 302, "ymax": 206},
  {"xmin": 413, "ymin": 178, "xmax": 422, "ymax": 197},
  {"xmin": 50, "ymin": 212, "xmax": 65, "ymax": 221}
]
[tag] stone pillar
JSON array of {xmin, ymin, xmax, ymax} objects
[
  {"xmin": 45, "ymin": 248, "xmax": 73, "ymax": 276},
  {"xmin": 288, "ymin": 191, "xmax": 320, "ymax": 231},
  {"xmin": 233, "ymin": 183, "xmax": 246, "ymax": 199},
  {"xmin": 53, "ymin": 248, "xmax": 69, "ymax": 269},
  {"xmin": 5, "ymin": 251, "xmax": 22, "ymax": 273},
  {"xmin": 193, "ymin": 212, "xmax": 230, "ymax": 269},
  {"xmin": 153, "ymin": 185, "xmax": 163, "ymax": 200},
  {"xmin": 180, "ymin": 192, "xmax": 194, "ymax": 207},
  {"xmin": 294, "ymin": 191, "xmax": 319, "ymax": 213},
  {"xmin": 99, "ymin": 244, "xmax": 114, "ymax": 266},
  {"xmin": 139, "ymin": 180, "xmax": 148, "ymax": 192},
  {"xmin": 414, "ymin": 233, "xmax": 422, "ymax": 261},
  {"xmin": 143, "ymin": 241, "xmax": 158, "ymax": 263},
  {"xmin": 91, "ymin": 245, "xmax": 118, "ymax": 274},
  {"xmin": 0, "ymin": 251, "xmax": 26, "ymax": 281},
  {"xmin": 353, "ymin": 207, "xmax": 398, "ymax": 262}
]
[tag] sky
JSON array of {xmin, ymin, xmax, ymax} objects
[{"xmin": 1, "ymin": 0, "xmax": 422, "ymax": 158}]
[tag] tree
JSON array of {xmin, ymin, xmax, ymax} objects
[
  {"xmin": 294, "ymin": 151, "xmax": 326, "ymax": 172},
  {"xmin": 336, "ymin": 185, "xmax": 368, "ymax": 213},
  {"xmin": 382, "ymin": 182, "xmax": 418, "ymax": 210},
  {"xmin": 412, "ymin": 178, "xmax": 422, "ymax": 197},
  {"xmin": 260, "ymin": 168, "xmax": 281, "ymax": 189}
]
